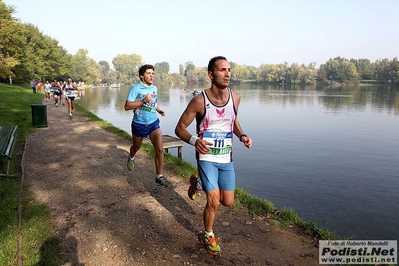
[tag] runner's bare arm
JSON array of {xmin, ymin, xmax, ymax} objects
[
  {"xmin": 175, "ymin": 96, "xmax": 211, "ymax": 154},
  {"xmin": 124, "ymin": 99, "xmax": 145, "ymax": 111}
]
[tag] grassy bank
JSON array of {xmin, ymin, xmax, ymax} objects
[
  {"xmin": 1, "ymin": 82, "xmax": 335, "ymax": 265},
  {"xmin": 0, "ymin": 83, "xmax": 61, "ymax": 265}
]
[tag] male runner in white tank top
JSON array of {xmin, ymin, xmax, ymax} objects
[{"xmin": 175, "ymin": 56, "xmax": 252, "ymax": 256}]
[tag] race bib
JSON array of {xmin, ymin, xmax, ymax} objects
[
  {"xmin": 66, "ymin": 90, "xmax": 75, "ymax": 97},
  {"xmin": 141, "ymin": 105, "xmax": 156, "ymax": 113},
  {"xmin": 202, "ymin": 131, "xmax": 232, "ymax": 155}
]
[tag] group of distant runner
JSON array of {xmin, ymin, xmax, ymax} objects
[{"xmin": 41, "ymin": 77, "xmax": 79, "ymax": 118}]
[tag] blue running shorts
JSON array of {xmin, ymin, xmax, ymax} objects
[
  {"xmin": 197, "ymin": 160, "xmax": 235, "ymax": 192},
  {"xmin": 131, "ymin": 119, "xmax": 160, "ymax": 138}
]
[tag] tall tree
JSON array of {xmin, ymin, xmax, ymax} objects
[
  {"xmin": 0, "ymin": 1, "xmax": 19, "ymax": 80},
  {"xmin": 374, "ymin": 58, "xmax": 390, "ymax": 84},
  {"xmin": 350, "ymin": 58, "xmax": 374, "ymax": 80},
  {"xmin": 154, "ymin": 62, "xmax": 170, "ymax": 74},
  {"xmin": 99, "ymin": 61, "xmax": 110, "ymax": 72},
  {"xmin": 246, "ymin": 65, "xmax": 260, "ymax": 82},
  {"xmin": 288, "ymin": 63, "xmax": 300, "ymax": 84},
  {"xmin": 70, "ymin": 49, "xmax": 101, "ymax": 84},
  {"xmin": 324, "ymin": 57, "xmax": 358, "ymax": 83},
  {"xmin": 194, "ymin": 67, "xmax": 208, "ymax": 84},
  {"xmin": 112, "ymin": 54, "xmax": 143, "ymax": 84},
  {"xmin": 99, "ymin": 60, "xmax": 111, "ymax": 83},
  {"xmin": 389, "ymin": 57, "xmax": 399, "ymax": 85},
  {"xmin": 41, "ymin": 36, "xmax": 70, "ymax": 81},
  {"xmin": 298, "ymin": 63, "xmax": 318, "ymax": 84},
  {"xmin": 179, "ymin": 64, "xmax": 184, "ymax": 76},
  {"xmin": 70, "ymin": 49, "xmax": 89, "ymax": 82},
  {"xmin": 184, "ymin": 61, "xmax": 195, "ymax": 76}
]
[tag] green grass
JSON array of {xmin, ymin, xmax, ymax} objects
[
  {"xmin": 0, "ymin": 82, "xmax": 339, "ymax": 265},
  {"xmin": 0, "ymin": 178, "xmax": 19, "ymax": 265},
  {"xmin": 232, "ymin": 187, "xmax": 337, "ymax": 240},
  {"xmin": 233, "ymin": 187, "xmax": 275, "ymax": 215},
  {"xmin": 0, "ymin": 83, "xmax": 44, "ymax": 135},
  {"xmin": 0, "ymin": 82, "xmax": 62, "ymax": 265}
]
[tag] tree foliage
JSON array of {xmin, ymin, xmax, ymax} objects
[
  {"xmin": 374, "ymin": 58, "xmax": 391, "ymax": 84},
  {"xmin": 112, "ymin": 54, "xmax": 143, "ymax": 84},
  {"xmin": 319, "ymin": 57, "xmax": 358, "ymax": 83},
  {"xmin": 184, "ymin": 61, "xmax": 195, "ymax": 77},
  {"xmin": 0, "ymin": 2, "xmax": 19, "ymax": 79},
  {"xmin": 1, "ymin": 0, "xmax": 398, "ymax": 86},
  {"xmin": 0, "ymin": 1, "xmax": 71, "ymax": 82},
  {"xmin": 70, "ymin": 49, "xmax": 101, "ymax": 84},
  {"xmin": 154, "ymin": 62, "xmax": 170, "ymax": 74},
  {"xmin": 350, "ymin": 58, "xmax": 374, "ymax": 80}
]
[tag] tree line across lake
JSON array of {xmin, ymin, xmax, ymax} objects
[{"xmin": 1, "ymin": 1, "xmax": 398, "ymax": 87}]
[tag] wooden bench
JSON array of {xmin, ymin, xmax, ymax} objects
[
  {"xmin": 0, "ymin": 125, "xmax": 19, "ymax": 176},
  {"xmin": 143, "ymin": 134, "xmax": 185, "ymax": 159}
]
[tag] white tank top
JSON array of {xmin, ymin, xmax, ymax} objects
[
  {"xmin": 65, "ymin": 82, "xmax": 75, "ymax": 97},
  {"xmin": 197, "ymin": 89, "xmax": 236, "ymax": 163}
]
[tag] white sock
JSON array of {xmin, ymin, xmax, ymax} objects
[
  {"xmin": 157, "ymin": 174, "xmax": 163, "ymax": 178},
  {"xmin": 129, "ymin": 156, "xmax": 135, "ymax": 160},
  {"xmin": 205, "ymin": 231, "xmax": 213, "ymax": 236}
]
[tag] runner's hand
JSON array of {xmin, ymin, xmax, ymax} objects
[
  {"xmin": 144, "ymin": 93, "xmax": 152, "ymax": 103},
  {"xmin": 195, "ymin": 139, "xmax": 212, "ymax": 154}
]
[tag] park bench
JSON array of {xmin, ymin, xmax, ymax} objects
[
  {"xmin": 143, "ymin": 134, "xmax": 185, "ymax": 159},
  {"xmin": 0, "ymin": 125, "xmax": 19, "ymax": 176}
]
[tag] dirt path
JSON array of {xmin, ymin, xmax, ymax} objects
[{"xmin": 23, "ymin": 100, "xmax": 321, "ymax": 265}]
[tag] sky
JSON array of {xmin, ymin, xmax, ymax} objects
[{"xmin": 4, "ymin": 0, "xmax": 399, "ymax": 73}]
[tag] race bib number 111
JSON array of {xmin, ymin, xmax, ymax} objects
[{"xmin": 203, "ymin": 131, "xmax": 232, "ymax": 155}]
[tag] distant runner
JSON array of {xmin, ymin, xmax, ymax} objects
[
  {"xmin": 63, "ymin": 76, "xmax": 78, "ymax": 118},
  {"xmin": 51, "ymin": 79, "xmax": 61, "ymax": 106},
  {"xmin": 44, "ymin": 80, "xmax": 52, "ymax": 101}
]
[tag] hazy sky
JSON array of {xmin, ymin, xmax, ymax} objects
[{"xmin": 5, "ymin": 0, "xmax": 399, "ymax": 73}]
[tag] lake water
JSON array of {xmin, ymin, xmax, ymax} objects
[{"xmin": 77, "ymin": 83, "xmax": 399, "ymax": 241}]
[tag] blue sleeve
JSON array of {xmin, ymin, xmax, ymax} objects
[{"xmin": 126, "ymin": 84, "xmax": 140, "ymax": 102}]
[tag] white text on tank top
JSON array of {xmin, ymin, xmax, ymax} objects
[{"xmin": 198, "ymin": 90, "xmax": 236, "ymax": 163}]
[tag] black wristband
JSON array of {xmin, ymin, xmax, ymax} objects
[{"xmin": 240, "ymin": 134, "xmax": 247, "ymax": 142}]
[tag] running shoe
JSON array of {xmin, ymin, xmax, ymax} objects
[
  {"xmin": 69, "ymin": 112, "xmax": 73, "ymax": 118},
  {"xmin": 188, "ymin": 174, "xmax": 202, "ymax": 200},
  {"xmin": 155, "ymin": 176, "xmax": 169, "ymax": 187},
  {"xmin": 127, "ymin": 156, "xmax": 135, "ymax": 171},
  {"xmin": 198, "ymin": 233, "xmax": 221, "ymax": 256}
]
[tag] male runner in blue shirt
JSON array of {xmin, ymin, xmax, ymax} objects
[{"xmin": 124, "ymin": 64, "xmax": 169, "ymax": 187}]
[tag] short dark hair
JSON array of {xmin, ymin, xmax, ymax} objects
[
  {"xmin": 138, "ymin": 64, "xmax": 154, "ymax": 78},
  {"xmin": 208, "ymin": 56, "xmax": 227, "ymax": 72}
]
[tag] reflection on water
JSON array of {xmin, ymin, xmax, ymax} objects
[{"xmin": 78, "ymin": 83, "xmax": 399, "ymax": 241}]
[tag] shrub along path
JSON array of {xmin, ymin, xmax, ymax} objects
[{"xmin": 23, "ymin": 100, "xmax": 321, "ymax": 265}]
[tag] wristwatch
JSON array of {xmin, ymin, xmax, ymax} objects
[{"xmin": 240, "ymin": 134, "xmax": 248, "ymax": 142}]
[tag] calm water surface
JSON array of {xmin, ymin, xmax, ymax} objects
[{"xmin": 77, "ymin": 84, "xmax": 399, "ymax": 241}]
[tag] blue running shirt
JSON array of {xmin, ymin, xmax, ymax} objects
[{"xmin": 126, "ymin": 83, "xmax": 158, "ymax": 125}]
